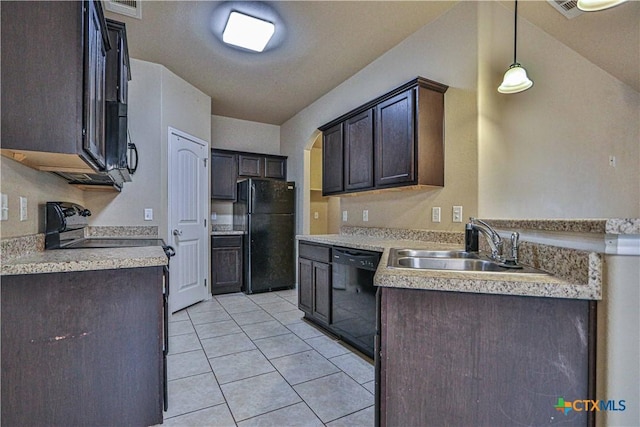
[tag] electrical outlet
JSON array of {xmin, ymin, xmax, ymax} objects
[
  {"xmin": 211, "ymin": 212, "xmax": 217, "ymax": 221},
  {"xmin": 342, "ymin": 210, "xmax": 348, "ymax": 222},
  {"xmin": 609, "ymin": 155, "xmax": 617, "ymax": 168},
  {"xmin": 144, "ymin": 208, "xmax": 153, "ymax": 221},
  {"xmin": 1, "ymin": 193, "xmax": 8, "ymax": 221},
  {"xmin": 314, "ymin": 211, "xmax": 319, "ymax": 219},
  {"xmin": 453, "ymin": 206, "xmax": 463, "ymax": 223},
  {"xmin": 19, "ymin": 196, "xmax": 28, "ymax": 221},
  {"xmin": 432, "ymin": 207, "xmax": 441, "ymax": 223},
  {"xmin": 363, "ymin": 210, "xmax": 369, "ymax": 222}
]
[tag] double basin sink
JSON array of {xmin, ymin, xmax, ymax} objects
[{"xmin": 387, "ymin": 249, "xmax": 549, "ymax": 275}]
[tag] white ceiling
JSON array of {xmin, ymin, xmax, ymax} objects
[{"xmin": 105, "ymin": 1, "xmax": 640, "ymax": 125}]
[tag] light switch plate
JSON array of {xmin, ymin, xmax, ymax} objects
[
  {"xmin": 363, "ymin": 210, "xmax": 369, "ymax": 222},
  {"xmin": 342, "ymin": 210, "xmax": 348, "ymax": 222},
  {"xmin": 1, "ymin": 193, "xmax": 8, "ymax": 221},
  {"xmin": 144, "ymin": 208, "xmax": 153, "ymax": 221},
  {"xmin": 19, "ymin": 196, "xmax": 28, "ymax": 221},
  {"xmin": 432, "ymin": 207, "xmax": 441, "ymax": 223},
  {"xmin": 453, "ymin": 206, "xmax": 463, "ymax": 223},
  {"xmin": 314, "ymin": 211, "xmax": 319, "ymax": 219}
]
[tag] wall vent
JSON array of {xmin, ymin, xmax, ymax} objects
[
  {"xmin": 105, "ymin": 0, "xmax": 142, "ymax": 20},
  {"xmin": 547, "ymin": 0, "xmax": 584, "ymax": 19}
]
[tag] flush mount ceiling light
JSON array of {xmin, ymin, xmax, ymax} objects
[
  {"xmin": 498, "ymin": 0, "xmax": 533, "ymax": 94},
  {"xmin": 577, "ymin": 0, "xmax": 629, "ymax": 11},
  {"xmin": 222, "ymin": 11, "xmax": 275, "ymax": 52}
]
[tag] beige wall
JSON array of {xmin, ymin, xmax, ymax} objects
[
  {"xmin": 211, "ymin": 115, "xmax": 280, "ymax": 155},
  {"xmin": 0, "ymin": 157, "xmax": 85, "ymax": 238},
  {"xmin": 85, "ymin": 59, "xmax": 211, "ymax": 240},
  {"xmin": 281, "ymin": 2, "xmax": 479, "ymax": 234},
  {"xmin": 477, "ymin": 2, "xmax": 640, "ymax": 219}
]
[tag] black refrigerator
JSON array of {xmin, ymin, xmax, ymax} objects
[{"xmin": 233, "ymin": 179, "xmax": 296, "ymax": 294}]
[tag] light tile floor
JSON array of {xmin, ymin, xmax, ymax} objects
[{"xmin": 157, "ymin": 289, "xmax": 375, "ymax": 426}]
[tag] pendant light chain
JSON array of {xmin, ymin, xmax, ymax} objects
[{"xmin": 513, "ymin": 0, "xmax": 518, "ymax": 64}]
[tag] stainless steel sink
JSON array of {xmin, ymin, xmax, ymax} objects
[
  {"xmin": 393, "ymin": 249, "xmax": 479, "ymax": 259},
  {"xmin": 387, "ymin": 248, "xmax": 549, "ymax": 275}
]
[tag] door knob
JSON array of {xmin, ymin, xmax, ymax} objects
[{"xmin": 173, "ymin": 229, "xmax": 182, "ymax": 236}]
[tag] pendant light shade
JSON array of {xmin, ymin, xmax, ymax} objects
[
  {"xmin": 577, "ymin": 0, "xmax": 628, "ymax": 11},
  {"xmin": 498, "ymin": 0, "xmax": 533, "ymax": 94},
  {"xmin": 498, "ymin": 63, "xmax": 533, "ymax": 94}
]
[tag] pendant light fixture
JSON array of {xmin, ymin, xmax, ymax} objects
[
  {"xmin": 577, "ymin": 0, "xmax": 629, "ymax": 11},
  {"xmin": 498, "ymin": 0, "xmax": 533, "ymax": 94}
]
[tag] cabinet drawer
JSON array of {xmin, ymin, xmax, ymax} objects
[
  {"xmin": 299, "ymin": 242, "xmax": 331, "ymax": 263},
  {"xmin": 212, "ymin": 236, "xmax": 242, "ymax": 248}
]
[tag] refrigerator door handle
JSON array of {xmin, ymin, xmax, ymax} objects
[{"xmin": 250, "ymin": 183, "xmax": 256, "ymax": 213}]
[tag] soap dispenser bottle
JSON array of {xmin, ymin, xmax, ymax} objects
[{"xmin": 465, "ymin": 223, "xmax": 479, "ymax": 252}]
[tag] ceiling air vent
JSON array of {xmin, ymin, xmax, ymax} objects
[
  {"xmin": 105, "ymin": 0, "xmax": 142, "ymax": 20},
  {"xmin": 547, "ymin": 0, "xmax": 585, "ymax": 19}
]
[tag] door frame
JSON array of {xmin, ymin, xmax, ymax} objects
[{"xmin": 167, "ymin": 126, "xmax": 210, "ymax": 311}]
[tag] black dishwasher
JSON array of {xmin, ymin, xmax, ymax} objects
[{"xmin": 331, "ymin": 248, "xmax": 381, "ymax": 358}]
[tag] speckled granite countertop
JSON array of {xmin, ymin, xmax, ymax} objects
[
  {"xmin": 211, "ymin": 230, "xmax": 244, "ymax": 236},
  {"xmin": 297, "ymin": 230, "xmax": 601, "ymax": 300},
  {"xmin": 2, "ymin": 246, "xmax": 168, "ymax": 276},
  {"xmin": 1, "ymin": 226, "xmax": 167, "ymax": 276}
]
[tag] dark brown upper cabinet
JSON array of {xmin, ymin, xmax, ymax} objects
[
  {"xmin": 1, "ymin": 0, "xmax": 111, "ymax": 174},
  {"xmin": 238, "ymin": 154, "xmax": 263, "ymax": 177},
  {"xmin": 264, "ymin": 157, "xmax": 286, "ymax": 180},
  {"xmin": 318, "ymin": 77, "xmax": 447, "ymax": 196},
  {"xmin": 345, "ymin": 109, "xmax": 374, "ymax": 191},
  {"xmin": 321, "ymin": 123, "xmax": 344, "ymax": 195},
  {"xmin": 211, "ymin": 149, "xmax": 287, "ymax": 201},
  {"xmin": 211, "ymin": 151, "xmax": 238, "ymax": 200}
]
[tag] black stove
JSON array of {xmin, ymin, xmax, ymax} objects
[{"xmin": 45, "ymin": 202, "xmax": 175, "ymax": 257}]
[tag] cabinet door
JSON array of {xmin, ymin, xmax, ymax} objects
[
  {"xmin": 211, "ymin": 247, "xmax": 243, "ymax": 295},
  {"xmin": 344, "ymin": 109, "xmax": 374, "ymax": 191},
  {"xmin": 322, "ymin": 123, "xmax": 344, "ymax": 195},
  {"xmin": 379, "ymin": 288, "xmax": 593, "ymax": 426},
  {"xmin": 264, "ymin": 157, "xmax": 286, "ymax": 180},
  {"xmin": 83, "ymin": 0, "xmax": 108, "ymax": 170},
  {"xmin": 298, "ymin": 258, "xmax": 313, "ymax": 314},
  {"xmin": 238, "ymin": 154, "xmax": 263, "ymax": 177},
  {"xmin": 375, "ymin": 89, "xmax": 415, "ymax": 187},
  {"xmin": 312, "ymin": 261, "xmax": 331, "ymax": 324},
  {"xmin": 211, "ymin": 151, "xmax": 238, "ymax": 200}
]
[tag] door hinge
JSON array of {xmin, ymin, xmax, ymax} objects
[
  {"xmin": 203, "ymin": 157, "xmax": 208, "ymax": 167},
  {"xmin": 204, "ymin": 279, "xmax": 207, "ymax": 288},
  {"xmin": 204, "ymin": 218, "xmax": 207, "ymax": 228}
]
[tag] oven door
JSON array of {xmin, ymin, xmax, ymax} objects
[{"xmin": 331, "ymin": 248, "xmax": 380, "ymax": 358}]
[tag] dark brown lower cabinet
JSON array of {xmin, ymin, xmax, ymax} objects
[
  {"xmin": 1, "ymin": 267, "xmax": 164, "ymax": 426},
  {"xmin": 211, "ymin": 235, "xmax": 243, "ymax": 295},
  {"xmin": 298, "ymin": 242, "xmax": 331, "ymax": 325},
  {"xmin": 377, "ymin": 287, "xmax": 595, "ymax": 427}
]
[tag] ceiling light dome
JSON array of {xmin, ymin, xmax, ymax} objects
[
  {"xmin": 577, "ymin": 0, "xmax": 629, "ymax": 11},
  {"xmin": 498, "ymin": 63, "xmax": 533, "ymax": 94},
  {"xmin": 211, "ymin": 2, "xmax": 285, "ymax": 54},
  {"xmin": 223, "ymin": 11, "xmax": 275, "ymax": 52}
]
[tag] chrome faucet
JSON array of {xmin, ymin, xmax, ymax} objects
[
  {"xmin": 468, "ymin": 218, "xmax": 503, "ymax": 262},
  {"xmin": 510, "ymin": 231, "xmax": 520, "ymax": 265}
]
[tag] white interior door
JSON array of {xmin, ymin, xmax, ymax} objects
[{"xmin": 168, "ymin": 128, "xmax": 208, "ymax": 313}]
